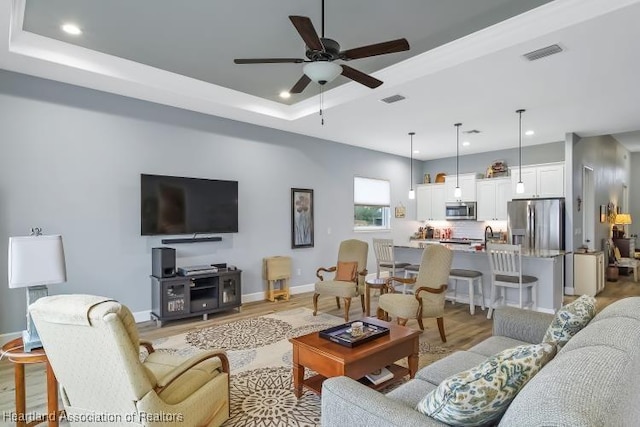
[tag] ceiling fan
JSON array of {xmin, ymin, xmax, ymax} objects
[{"xmin": 233, "ymin": 0, "xmax": 410, "ymax": 94}]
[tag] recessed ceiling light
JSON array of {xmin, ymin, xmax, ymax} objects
[
  {"xmin": 462, "ymin": 141, "xmax": 470, "ymax": 147},
  {"xmin": 525, "ymin": 130, "xmax": 535, "ymax": 136},
  {"xmin": 413, "ymin": 150, "xmax": 420, "ymax": 154},
  {"xmin": 279, "ymin": 91, "xmax": 291, "ymax": 99},
  {"xmin": 61, "ymin": 23, "xmax": 82, "ymax": 35}
]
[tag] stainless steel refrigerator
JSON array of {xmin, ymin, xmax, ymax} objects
[{"xmin": 507, "ymin": 198, "xmax": 565, "ymax": 250}]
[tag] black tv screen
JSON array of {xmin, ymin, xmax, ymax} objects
[{"xmin": 141, "ymin": 174, "xmax": 238, "ymax": 235}]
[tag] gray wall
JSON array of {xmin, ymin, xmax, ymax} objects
[
  {"xmin": 421, "ymin": 141, "xmax": 564, "ymax": 179},
  {"xmin": 0, "ymin": 70, "xmax": 421, "ymax": 335},
  {"xmin": 571, "ymin": 135, "xmax": 630, "ymax": 252},
  {"xmin": 630, "ymin": 152, "xmax": 640, "ymax": 243}
]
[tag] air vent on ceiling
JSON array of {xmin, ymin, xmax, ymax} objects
[
  {"xmin": 380, "ymin": 94, "xmax": 406, "ymax": 104},
  {"xmin": 464, "ymin": 129, "xmax": 481, "ymax": 134},
  {"xmin": 523, "ymin": 44, "xmax": 563, "ymax": 61}
]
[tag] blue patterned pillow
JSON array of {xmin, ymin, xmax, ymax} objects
[
  {"xmin": 543, "ymin": 295, "xmax": 597, "ymax": 349},
  {"xmin": 416, "ymin": 343, "xmax": 556, "ymax": 426}
]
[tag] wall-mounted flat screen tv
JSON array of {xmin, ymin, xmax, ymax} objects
[{"xmin": 141, "ymin": 174, "xmax": 238, "ymax": 235}]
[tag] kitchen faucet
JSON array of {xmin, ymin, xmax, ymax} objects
[{"xmin": 484, "ymin": 225, "xmax": 493, "ymax": 248}]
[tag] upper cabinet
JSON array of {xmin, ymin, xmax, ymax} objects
[
  {"xmin": 444, "ymin": 174, "xmax": 481, "ymax": 202},
  {"xmin": 510, "ymin": 162, "xmax": 564, "ymax": 199},
  {"xmin": 417, "ymin": 184, "xmax": 446, "ymax": 221},
  {"xmin": 476, "ymin": 177, "xmax": 512, "ymax": 221}
]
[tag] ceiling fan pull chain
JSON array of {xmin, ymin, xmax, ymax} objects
[{"xmin": 320, "ymin": 86, "xmax": 324, "ymax": 125}]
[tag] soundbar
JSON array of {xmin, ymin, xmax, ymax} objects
[{"xmin": 178, "ymin": 265, "xmax": 219, "ymax": 276}]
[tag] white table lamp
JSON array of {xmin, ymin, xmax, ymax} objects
[{"xmin": 8, "ymin": 232, "xmax": 67, "ymax": 351}]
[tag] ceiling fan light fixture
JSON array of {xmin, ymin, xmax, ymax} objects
[{"xmin": 303, "ymin": 61, "xmax": 342, "ymax": 85}]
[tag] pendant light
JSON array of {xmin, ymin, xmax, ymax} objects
[
  {"xmin": 516, "ymin": 109, "xmax": 525, "ymax": 194},
  {"xmin": 408, "ymin": 132, "xmax": 415, "ymax": 200},
  {"xmin": 454, "ymin": 123, "xmax": 462, "ymax": 199}
]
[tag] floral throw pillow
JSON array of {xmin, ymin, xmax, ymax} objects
[
  {"xmin": 542, "ymin": 294, "xmax": 597, "ymax": 349},
  {"xmin": 416, "ymin": 343, "xmax": 557, "ymax": 426},
  {"xmin": 335, "ymin": 261, "xmax": 358, "ymax": 282}
]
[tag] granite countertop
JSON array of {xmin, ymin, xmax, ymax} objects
[{"xmin": 396, "ymin": 242, "xmax": 565, "ymax": 258}]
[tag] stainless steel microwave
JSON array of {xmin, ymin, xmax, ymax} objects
[{"xmin": 445, "ymin": 202, "xmax": 477, "ymax": 220}]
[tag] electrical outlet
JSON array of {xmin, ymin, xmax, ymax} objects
[{"xmin": 297, "ymin": 268, "xmax": 302, "ymax": 276}]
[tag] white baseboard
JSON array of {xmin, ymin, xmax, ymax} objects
[
  {"xmin": 241, "ymin": 283, "xmax": 315, "ymax": 304},
  {"xmin": 132, "ymin": 310, "xmax": 152, "ymax": 323},
  {"xmin": 241, "ymin": 274, "xmax": 385, "ymax": 304},
  {"xmin": 564, "ymin": 287, "xmax": 575, "ymax": 296}
]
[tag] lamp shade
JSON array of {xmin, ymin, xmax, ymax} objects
[
  {"xmin": 615, "ymin": 213, "xmax": 632, "ymax": 225},
  {"xmin": 303, "ymin": 61, "xmax": 342, "ymax": 84},
  {"xmin": 8, "ymin": 235, "xmax": 67, "ymax": 288}
]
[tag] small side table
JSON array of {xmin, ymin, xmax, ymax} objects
[
  {"xmin": 264, "ymin": 256, "xmax": 291, "ymax": 302},
  {"xmin": 1, "ymin": 338, "xmax": 61, "ymax": 427},
  {"xmin": 364, "ymin": 278, "xmax": 387, "ymax": 317}
]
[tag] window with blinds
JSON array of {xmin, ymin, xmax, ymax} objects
[{"xmin": 354, "ymin": 176, "xmax": 391, "ymax": 231}]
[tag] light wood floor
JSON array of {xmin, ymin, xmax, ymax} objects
[{"xmin": 2, "ymin": 277, "xmax": 639, "ymax": 420}]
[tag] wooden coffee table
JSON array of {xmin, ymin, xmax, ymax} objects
[{"xmin": 289, "ymin": 317, "xmax": 420, "ymax": 398}]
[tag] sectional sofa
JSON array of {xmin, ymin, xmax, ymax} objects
[{"xmin": 321, "ymin": 297, "xmax": 640, "ymax": 426}]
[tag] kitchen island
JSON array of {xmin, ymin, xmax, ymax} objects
[{"xmin": 395, "ymin": 241, "xmax": 564, "ymax": 313}]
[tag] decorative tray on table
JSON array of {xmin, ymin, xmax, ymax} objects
[{"xmin": 319, "ymin": 321, "xmax": 390, "ymax": 347}]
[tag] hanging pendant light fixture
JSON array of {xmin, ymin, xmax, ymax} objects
[
  {"xmin": 516, "ymin": 109, "xmax": 525, "ymax": 194},
  {"xmin": 408, "ymin": 132, "xmax": 415, "ymax": 200},
  {"xmin": 454, "ymin": 123, "xmax": 462, "ymax": 199}
]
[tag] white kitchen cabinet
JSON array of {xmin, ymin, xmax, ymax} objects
[
  {"xmin": 445, "ymin": 174, "xmax": 481, "ymax": 202},
  {"xmin": 476, "ymin": 178, "xmax": 512, "ymax": 221},
  {"xmin": 573, "ymin": 252, "xmax": 605, "ymax": 296},
  {"xmin": 417, "ymin": 184, "xmax": 446, "ymax": 221},
  {"xmin": 511, "ymin": 162, "xmax": 564, "ymax": 199}
]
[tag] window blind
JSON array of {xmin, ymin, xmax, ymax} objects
[{"xmin": 354, "ymin": 177, "xmax": 390, "ymax": 206}]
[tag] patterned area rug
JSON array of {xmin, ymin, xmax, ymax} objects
[{"xmin": 153, "ymin": 308, "xmax": 453, "ymax": 427}]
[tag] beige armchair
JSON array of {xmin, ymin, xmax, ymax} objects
[
  {"xmin": 313, "ymin": 239, "xmax": 368, "ymax": 322},
  {"xmin": 29, "ymin": 294, "xmax": 229, "ymax": 427},
  {"xmin": 377, "ymin": 245, "xmax": 453, "ymax": 341}
]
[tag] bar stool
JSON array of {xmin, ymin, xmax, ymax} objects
[
  {"xmin": 372, "ymin": 238, "xmax": 409, "ymax": 279},
  {"xmin": 448, "ymin": 269, "xmax": 484, "ymax": 315},
  {"xmin": 404, "ymin": 264, "xmax": 420, "ymax": 277},
  {"xmin": 401, "ymin": 264, "xmax": 420, "ymax": 293},
  {"xmin": 486, "ymin": 243, "xmax": 538, "ymax": 319}
]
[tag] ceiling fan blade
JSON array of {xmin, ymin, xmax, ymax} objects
[
  {"xmin": 289, "ymin": 16, "xmax": 324, "ymax": 51},
  {"xmin": 234, "ymin": 58, "xmax": 304, "ymax": 64},
  {"xmin": 340, "ymin": 65, "xmax": 383, "ymax": 89},
  {"xmin": 341, "ymin": 38, "xmax": 410, "ymax": 60},
  {"xmin": 290, "ymin": 74, "xmax": 312, "ymax": 94}
]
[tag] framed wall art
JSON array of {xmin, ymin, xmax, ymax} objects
[{"xmin": 291, "ymin": 188, "xmax": 314, "ymax": 249}]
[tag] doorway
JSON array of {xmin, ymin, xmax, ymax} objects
[{"xmin": 583, "ymin": 166, "xmax": 595, "ymax": 251}]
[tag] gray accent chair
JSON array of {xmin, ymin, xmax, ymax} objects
[{"xmin": 321, "ymin": 296, "xmax": 640, "ymax": 426}]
